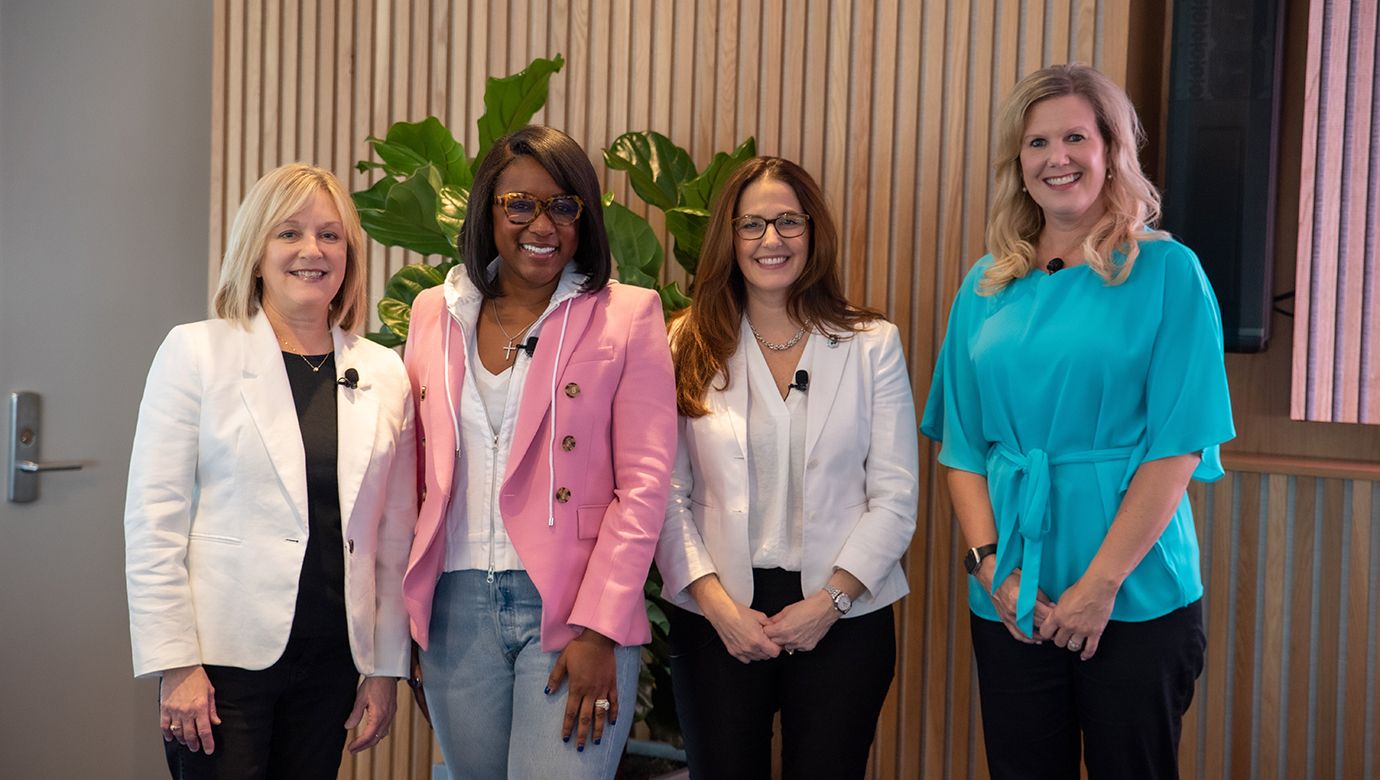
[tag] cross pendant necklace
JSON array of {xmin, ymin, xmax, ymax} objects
[{"xmin": 490, "ymin": 298, "xmax": 540, "ymax": 362}]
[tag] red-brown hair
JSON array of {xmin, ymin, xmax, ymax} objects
[{"xmin": 672, "ymin": 156, "xmax": 882, "ymax": 418}]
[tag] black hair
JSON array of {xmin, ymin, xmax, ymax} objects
[{"xmin": 460, "ymin": 125, "xmax": 611, "ymax": 297}]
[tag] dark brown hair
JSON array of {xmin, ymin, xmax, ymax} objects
[{"xmin": 672, "ymin": 156, "xmax": 882, "ymax": 417}]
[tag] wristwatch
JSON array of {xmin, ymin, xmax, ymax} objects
[
  {"xmin": 963, "ymin": 543, "xmax": 998, "ymax": 575},
  {"xmin": 823, "ymin": 584, "xmax": 852, "ymax": 615}
]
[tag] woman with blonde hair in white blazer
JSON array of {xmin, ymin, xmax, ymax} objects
[
  {"xmin": 655, "ymin": 156, "xmax": 919, "ymax": 779},
  {"xmin": 124, "ymin": 163, "xmax": 416, "ymax": 778}
]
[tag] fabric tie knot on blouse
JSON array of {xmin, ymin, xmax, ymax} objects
[{"xmin": 990, "ymin": 443, "xmax": 1138, "ymax": 636}]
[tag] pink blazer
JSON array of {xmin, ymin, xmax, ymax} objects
[{"xmin": 401, "ymin": 281, "xmax": 676, "ymax": 651}]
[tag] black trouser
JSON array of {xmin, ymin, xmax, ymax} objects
[
  {"xmin": 669, "ymin": 568, "xmax": 896, "ymax": 780},
  {"xmin": 163, "ymin": 635, "xmax": 358, "ymax": 780},
  {"xmin": 970, "ymin": 600, "xmax": 1206, "ymax": 780}
]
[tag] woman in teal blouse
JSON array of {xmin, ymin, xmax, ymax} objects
[{"xmin": 921, "ymin": 64, "xmax": 1234, "ymax": 779}]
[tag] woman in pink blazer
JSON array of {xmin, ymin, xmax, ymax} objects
[{"xmin": 401, "ymin": 125, "xmax": 676, "ymax": 779}]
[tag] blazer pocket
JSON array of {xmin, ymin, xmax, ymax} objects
[
  {"xmin": 568, "ymin": 344, "xmax": 615, "ymax": 364},
  {"xmin": 576, "ymin": 503, "xmax": 608, "ymax": 540},
  {"xmin": 188, "ymin": 532, "xmax": 243, "ymax": 545}
]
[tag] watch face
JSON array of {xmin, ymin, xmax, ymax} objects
[
  {"xmin": 963, "ymin": 547, "xmax": 980, "ymax": 574},
  {"xmin": 836, "ymin": 592, "xmax": 852, "ymax": 613}
]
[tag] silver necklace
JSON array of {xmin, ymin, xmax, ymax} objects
[
  {"xmin": 746, "ymin": 315, "xmax": 806, "ymax": 352},
  {"xmin": 490, "ymin": 298, "xmax": 541, "ymax": 360}
]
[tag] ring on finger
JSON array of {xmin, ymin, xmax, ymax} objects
[
  {"xmin": 593, "ymin": 698, "xmax": 611, "ymax": 712},
  {"xmin": 169, "ymin": 725, "xmax": 182, "ymax": 731},
  {"xmin": 1067, "ymin": 638, "xmax": 1083, "ymax": 651}
]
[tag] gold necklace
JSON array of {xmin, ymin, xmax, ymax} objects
[
  {"xmin": 277, "ymin": 333, "xmax": 332, "ymax": 372},
  {"xmin": 296, "ymin": 352, "xmax": 331, "ymax": 372},
  {"xmin": 490, "ymin": 298, "xmax": 541, "ymax": 361}
]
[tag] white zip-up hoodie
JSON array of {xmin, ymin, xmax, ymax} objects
[{"xmin": 440, "ymin": 258, "xmax": 587, "ymax": 578}]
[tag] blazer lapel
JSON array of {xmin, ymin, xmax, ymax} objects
[
  {"xmin": 239, "ymin": 310, "xmax": 309, "ymax": 526},
  {"xmin": 711, "ymin": 341, "xmax": 750, "ymax": 460},
  {"xmin": 506, "ymin": 294, "xmax": 596, "ymax": 472},
  {"xmin": 334, "ymin": 328, "xmax": 378, "ymax": 534},
  {"xmin": 804, "ymin": 331, "xmax": 851, "ymax": 457}
]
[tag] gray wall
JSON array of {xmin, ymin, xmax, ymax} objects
[{"xmin": 0, "ymin": 1, "xmax": 211, "ymax": 776}]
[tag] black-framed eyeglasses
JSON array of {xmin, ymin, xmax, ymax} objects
[
  {"xmin": 493, "ymin": 192, "xmax": 585, "ymax": 226},
  {"xmin": 732, "ymin": 212, "xmax": 811, "ymax": 240}
]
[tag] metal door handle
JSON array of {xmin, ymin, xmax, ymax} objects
[
  {"xmin": 9, "ymin": 391, "xmax": 87, "ymax": 503},
  {"xmin": 17, "ymin": 459, "xmax": 84, "ymax": 473}
]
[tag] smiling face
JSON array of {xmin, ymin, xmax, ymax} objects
[
  {"xmin": 257, "ymin": 188, "xmax": 347, "ymax": 326},
  {"xmin": 733, "ymin": 176, "xmax": 810, "ymax": 305},
  {"xmin": 1019, "ymin": 93, "xmax": 1109, "ymax": 226},
  {"xmin": 492, "ymin": 155, "xmax": 580, "ymax": 295}
]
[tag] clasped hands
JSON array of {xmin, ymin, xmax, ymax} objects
[
  {"xmin": 706, "ymin": 591, "xmax": 841, "ymax": 663},
  {"xmin": 979, "ymin": 562, "xmax": 1117, "ymax": 661}
]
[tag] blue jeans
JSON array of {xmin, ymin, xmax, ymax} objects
[{"xmin": 420, "ymin": 570, "xmax": 641, "ymax": 779}]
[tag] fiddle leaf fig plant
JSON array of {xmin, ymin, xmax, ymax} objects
[
  {"xmin": 353, "ymin": 54, "xmax": 566, "ymax": 346},
  {"xmin": 604, "ymin": 133, "xmax": 756, "ymax": 280},
  {"xmin": 356, "ymin": 53, "xmax": 753, "ymax": 346}
]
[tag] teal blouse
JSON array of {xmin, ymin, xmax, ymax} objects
[{"xmin": 920, "ymin": 238, "xmax": 1235, "ymax": 634}]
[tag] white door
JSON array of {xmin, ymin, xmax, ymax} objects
[{"xmin": 0, "ymin": 2, "xmax": 212, "ymax": 776}]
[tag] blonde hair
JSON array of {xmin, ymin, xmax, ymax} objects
[
  {"xmin": 213, "ymin": 163, "xmax": 367, "ymax": 330},
  {"xmin": 982, "ymin": 63, "xmax": 1167, "ymax": 294}
]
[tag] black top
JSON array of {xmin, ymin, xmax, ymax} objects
[{"xmin": 282, "ymin": 351, "xmax": 348, "ymax": 643}]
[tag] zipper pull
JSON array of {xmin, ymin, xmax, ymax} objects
[{"xmin": 486, "ymin": 567, "xmax": 496, "ymax": 584}]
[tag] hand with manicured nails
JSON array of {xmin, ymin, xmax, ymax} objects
[{"xmin": 546, "ymin": 629, "xmax": 618, "ymax": 751}]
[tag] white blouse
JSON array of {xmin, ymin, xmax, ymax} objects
[{"xmin": 743, "ymin": 324, "xmax": 814, "ymax": 571}]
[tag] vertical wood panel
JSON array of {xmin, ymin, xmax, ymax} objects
[{"xmin": 1294, "ymin": 0, "xmax": 1380, "ymax": 424}]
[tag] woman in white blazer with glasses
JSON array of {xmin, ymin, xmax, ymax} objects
[
  {"xmin": 124, "ymin": 163, "xmax": 416, "ymax": 779},
  {"xmin": 655, "ymin": 156, "xmax": 920, "ymax": 779}
]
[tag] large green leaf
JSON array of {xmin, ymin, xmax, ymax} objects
[
  {"xmin": 365, "ymin": 322, "xmax": 404, "ymax": 348},
  {"xmin": 679, "ymin": 136, "xmax": 757, "ymax": 209},
  {"xmin": 603, "ymin": 131, "xmax": 697, "ymax": 212},
  {"xmin": 657, "ymin": 281, "xmax": 693, "ymax": 315},
  {"xmin": 601, "ymin": 194, "xmax": 663, "ymax": 289},
  {"xmin": 356, "ymin": 166, "xmax": 456, "ymax": 257},
  {"xmin": 373, "ymin": 260, "xmax": 455, "ymax": 342},
  {"xmin": 352, "ymin": 174, "xmax": 393, "ymax": 213},
  {"xmin": 383, "ymin": 259, "xmax": 452, "ymax": 305},
  {"xmin": 664, "ymin": 206, "xmax": 710, "ymax": 277},
  {"xmin": 365, "ymin": 116, "xmax": 471, "ymax": 187},
  {"xmin": 377, "ymin": 298, "xmax": 414, "ymax": 342},
  {"xmin": 436, "ymin": 185, "xmax": 469, "ymax": 250},
  {"xmin": 473, "ymin": 54, "xmax": 566, "ymax": 171}
]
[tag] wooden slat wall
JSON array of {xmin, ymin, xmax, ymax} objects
[
  {"xmin": 1292, "ymin": 0, "xmax": 1380, "ymax": 424},
  {"xmin": 1182, "ymin": 462, "xmax": 1380, "ymax": 780},
  {"xmin": 213, "ymin": 3, "xmax": 1380, "ymax": 779}
]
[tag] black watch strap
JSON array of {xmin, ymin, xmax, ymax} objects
[{"xmin": 963, "ymin": 543, "xmax": 998, "ymax": 575}]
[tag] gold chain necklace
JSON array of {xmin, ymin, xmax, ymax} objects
[
  {"xmin": 277, "ymin": 333, "xmax": 332, "ymax": 372},
  {"xmin": 296, "ymin": 352, "xmax": 331, "ymax": 372}
]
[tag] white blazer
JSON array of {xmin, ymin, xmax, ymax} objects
[
  {"xmin": 124, "ymin": 309, "xmax": 416, "ymax": 678},
  {"xmin": 655, "ymin": 321, "xmax": 920, "ymax": 617}
]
